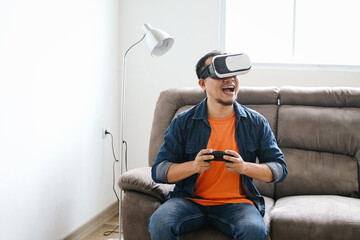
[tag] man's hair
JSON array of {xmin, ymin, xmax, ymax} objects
[{"xmin": 195, "ymin": 50, "xmax": 223, "ymax": 79}]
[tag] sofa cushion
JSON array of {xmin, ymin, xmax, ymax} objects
[
  {"xmin": 277, "ymin": 105, "xmax": 360, "ymax": 155},
  {"xmin": 275, "ymin": 148, "xmax": 359, "ymax": 198},
  {"xmin": 279, "ymin": 87, "xmax": 360, "ymax": 108},
  {"xmin": 263, "ymin": 196, "xmax": 275, "ymax": 237},
  {"xmin": 119, "ymin": 167, "xmax": 174, "ymax": 202},
  {"xmin": 271, "ymin": 195, "xmax": 360, "ymax": 240},
  {"xmin": 237, "ymin": 87, "xmax": 279, "ymax": 105}
]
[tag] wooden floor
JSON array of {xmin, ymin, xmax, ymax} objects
[{"xmin": 85, "ymin": 214, "xmax": 122, "ymax": 240}]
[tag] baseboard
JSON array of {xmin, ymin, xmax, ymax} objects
[{"xmin": 63, "ymin": 201, "xmax": 118, "ymax": 240}]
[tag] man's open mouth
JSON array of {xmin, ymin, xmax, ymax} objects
[{"xmin": 222, "ymin": 86, "xmax": 235, "ymax": 94}]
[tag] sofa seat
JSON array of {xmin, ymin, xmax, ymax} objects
[{"xmin": 270, "ymin": 195, "xmax": 360, "ymax": 240}]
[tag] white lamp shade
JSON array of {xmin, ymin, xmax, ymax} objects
[{"xmin": 142, "ymin": 23, "xmax": 174, "ymax": 57}]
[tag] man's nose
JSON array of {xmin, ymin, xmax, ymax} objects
[{"xmin": 222, "ymin": 76, "xmax": 235, "ymax": 82}]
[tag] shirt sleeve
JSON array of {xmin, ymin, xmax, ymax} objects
[
  {"xmin": 151, "ymin": 117, "xmax": 185, "ymax": 184},
  {"xmin": 257, "ymin": 116, "xmax": 288, "ymax": 183}
]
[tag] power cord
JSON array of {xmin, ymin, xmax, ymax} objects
[
  {"xmin": 103, "ymin": 130, "xmax": 128, "ymax": 236},
  {"xmin": 106, "ymin": 130, "xmax": 128, "ymax": 171},
  {"xmin": 103, "ymin": 225, "xmax": 119, "ymax": 236}
]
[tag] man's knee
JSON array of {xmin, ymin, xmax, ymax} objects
[
  {"xmin": 149, "ymin": 198, "xmax": 189, "ymax": 238},
  {"xmin": 148, "ymin": 207, "xmax": 175, "ymax": 236},
  {"xmin": 235, "ymin": 220, "xmax": 267, "ymax": 240}
]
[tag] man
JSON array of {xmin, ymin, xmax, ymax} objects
[{"xmin": 149, "ymin": 50, "xmax": 287, "ymax": 240}]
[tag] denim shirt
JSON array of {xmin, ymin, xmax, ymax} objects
[{"xmin": 151, "ymin": 98, "xmax": 287, "ymax": 216}]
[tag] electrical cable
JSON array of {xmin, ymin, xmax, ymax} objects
[
  {"xmin": 107, "ymin": 130, "xmax": 119, "ymax": 163},
  {"xmin": 103, "ymin": 225, "xmax": 119, "ymax": 236},
  {"xmin": 106, "ymin": 131, "xmax": 120, "ymax": 203},
  {"xmin": 106, "ymin": 130, "xmax": 128, "ymax": 171},
  {"xmin": 103, "ymin": 130, "xmax": 128, "ymax": 237},
  {"xmin": 123, "ymin": 140, "xmax": 128, "ymax": 172}
]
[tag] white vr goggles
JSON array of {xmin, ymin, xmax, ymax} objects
[{"xmin": 199, "ymin": 53, "xmax": 251, "ymax": 79}]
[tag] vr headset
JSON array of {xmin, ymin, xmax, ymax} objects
[{"xmin": 199, "ymin": 53, "xmax": 251, "ymax": 79}]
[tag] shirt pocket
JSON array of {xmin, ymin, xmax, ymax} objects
[
  {"xmin": 185, "ymin": 143, "xmax": 202, "ymax": 161},
  {"xmin": 245, "ymin": 141, "xmax": 258, "ymax": 162}
]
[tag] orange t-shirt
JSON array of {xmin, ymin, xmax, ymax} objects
[{"xmin": 189, "ymin": 112, "xmax": 253, "ymax": 206}]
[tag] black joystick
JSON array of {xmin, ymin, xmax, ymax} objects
[{"xmin": 204, "ymin": 151, "xmax": 232, "ymax": 162}]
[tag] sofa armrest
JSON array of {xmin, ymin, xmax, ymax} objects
[{"xmin": 118, "ymin": 167, "xmax": 174, "ymax": 202}]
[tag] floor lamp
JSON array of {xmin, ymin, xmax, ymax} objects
[{"xmin": 111, "ymin": 23, "xmax": 174, "ymax": 240}]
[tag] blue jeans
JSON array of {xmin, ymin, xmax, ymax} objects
[{"xmin": 148, "ymin": 198, "xmax": 266, "ymax": 240}]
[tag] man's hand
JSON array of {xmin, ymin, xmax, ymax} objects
[
  {"xmin": 192, "ymin": 149, "xmax": 213, "ymax": 173},
  {"xmin": 223, "ymin": 150, "xmax": 248, "ymax": 175},
  {"xmin": 223, "ymin": 149, "xmax": 274, "ymax": 182},
  {"xmin": 166, "ymin": 149, "xmax": 213, "ymax": 183}
]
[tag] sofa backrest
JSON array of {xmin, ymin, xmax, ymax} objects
[
  {"xmin": 275, "ymin": 87, "xmax": 360, "ymax": 199},
  {"xmin": 148, "ymin": 87, "xmax": 279, "ymax": 198}
]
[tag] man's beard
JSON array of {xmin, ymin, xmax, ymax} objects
[{"xmin": 216, "ymin": 98, "xmax": 234, "ymax": 106}]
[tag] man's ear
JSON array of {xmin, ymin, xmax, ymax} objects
[{"xmin": 198, "ymin": 78, "xmax": 206, "ymax": 91}]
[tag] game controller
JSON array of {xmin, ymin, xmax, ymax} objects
[{"xmin": 204, "ymin": 151, "xmax": 233, "ymax": 162}]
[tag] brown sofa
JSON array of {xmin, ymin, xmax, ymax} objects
[{"xmin": 119, "ymin": 86, "xmax": 360, "ymax": 240}]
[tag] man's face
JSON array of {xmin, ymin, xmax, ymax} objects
[{"xmin": 199, "ymin": 57, "xmax": 240, "ymax": 106}]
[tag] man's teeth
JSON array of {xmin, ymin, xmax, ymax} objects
[{"xmin": 222, "ymin": 86, "xmax": 234, "ymax": 92}]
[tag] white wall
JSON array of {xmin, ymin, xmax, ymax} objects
[
  {"xmin": 119, "ymin": 0, "xmax": 360, "ymax": 172},
  {"xmin": 0, "ymin": 1, "xmax": 119, "ymax": 239}
]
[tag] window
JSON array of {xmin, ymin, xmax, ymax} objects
[{"xmin": 224, "ymin": 0, "xmax": 360, "ymax": 67}]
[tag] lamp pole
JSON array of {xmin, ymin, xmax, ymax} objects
[
  {"xmin": 110, "ymin": 23, "xmax": 173, "ymax": 240},
  {"xmin": 117, "ymin": 33, "xmax": 147, "ymax": 239}
]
